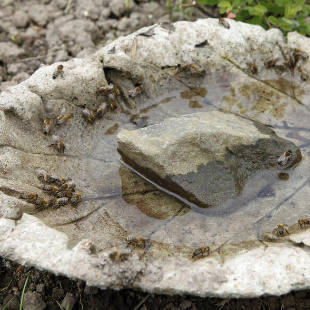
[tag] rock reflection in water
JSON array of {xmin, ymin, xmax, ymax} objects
[{"xmin": 119, "ymin": 165, "xmax": 189, "ymax": 220}]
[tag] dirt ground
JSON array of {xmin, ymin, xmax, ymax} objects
[{"xmin": 1, "ymin": 0, "xmax": 310, "ymax": 309}]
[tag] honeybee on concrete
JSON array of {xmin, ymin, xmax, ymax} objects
[
  {"xmin": 219, "ymin": 18, "xmax": 230, "ymax": 29},
  {"xmin": 301, "ymin": 71, "xmax": 309, "ymax": 81},
  {"xmin": 36, "ymin": 169, "xmax": 48, "ymax": 182},
  {"xmin": 128, "ymin": 87, "xmax": 142, "ymax": 98},
  {"xmin": 99, "ymin": 83, "xmax": 114, "ymax": 94},
  {"xmin": 277, "ymin": 150, "xmax": 293, "ymax": 169},
  {"xmin": 126, "ymin": 235, "xmax": 148, "ymax": 248},
  {"xmin": 50, "ymin": 135, "xmax": 65, "ymax": 154},
  {"xmin": 272, "ymin": 224, "xmax": 289, "ymax": 237},
  {"xmin": 109, "ymin": 250, "xmax": 130, "ymax": 262},
  {"xmin": 19, "ymin": 192, "xmax": 38, "ymax": 203},
  {"xmin": 59, "ymin": 181, "xmax": 76, "ymax": 192},
  {"xmin": 56, "ymin": 108, "xmax": 73, "ymax": 126},
  {"xmin": 52, "ymin": 64, "xmax": 64, "ymax": 79},
  {"xmin": 298, "ymin": 218, "xmax": 310, "ymax": 229},
  {"xmin": 192, "ymin": 246, "xmax": 210, "ymax": 259},
  {"xmin": 56, "ymin": 190, "xmax": 73, "ymax": 198},
  {"xmin": 264, "ymin": 58, "xmax": 277, "ymax": 68},
  {"xmin": 56, "ymin": 197, "xmax": 70, "ymax": 207},
  {"xmin": 34, "ymin": 197, "xmax": 49, "ymax": 208},
  {"xmin": 96, "ymin": 102, "xmax": 108, "ymax": 119},
  {"xmin": 71, "ymin": 192, "xmax": 82, "ymax": 206},
  {"xmin": 293, "ymin": 48, "xmax": 309, "ymax": 62},
  {"xmin": 82, "ymin": 108, "xmax": 96, "ymax": 124},
  {"xmin": 275, "ymin": 60, "xmax": 288, "ymax": 71},
  {"xmin": 249, "ymin": 63, "xmax": 258, "ymax": 74},
  {"xmin": 48, "ymin": 198, "xmax": 56, "ymax": 208},
  {"xmin": 45, "ymin": 174, "xmax": 66, "ymax": 186},
  {"xmin": 178, "ymin": 64, "xmax": 206, "ymax": 77},
  {"xmin": 41, "ymin": 184, "xmax": 59, "ymax": 195},
  {"xmin": 43, "ymin": 118, "xmax": 53, "ymax": 135}
]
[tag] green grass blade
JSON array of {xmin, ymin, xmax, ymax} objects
[{"xmin": 19, "ymin": 273, "xmax": 30, "ymax": 310}]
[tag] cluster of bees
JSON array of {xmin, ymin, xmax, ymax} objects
[
  {"xmin": 81, "ymin": 83, "xmax": 124, "ymax": 124},
  {"xmin": 19, "ymin": 169, "xmax": 82, "ymax": 209},
  {"xmin": 248, "ymin": 47, "xmax": 309, "ymax": 79},
  {"xmin": 43, "ymin": 107, "xmax": 73, "ymax": 154}
]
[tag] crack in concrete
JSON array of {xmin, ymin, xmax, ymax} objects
[
  {"xmin": 0, "ymin": 144, "xmax": 114, "ymax": 163},
  {"xmin": 52, "ymin": 204, "xmax": 105, "ymax": 227}
]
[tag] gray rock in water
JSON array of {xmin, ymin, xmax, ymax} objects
[{"xmin": 117, "ymin": 111, "xmax": 301, "ymax": 208}]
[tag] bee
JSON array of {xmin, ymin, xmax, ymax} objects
[
  {"xmin": 278, "ymin": 172, "xmax": 289, "ymax": 181},
  {"xmin": 293, "ymin": 48, "xmax": 309, "ymax": 62},
  {"xmin": 52, "ymin": 64, "xmax": 64, "ymax": 79},
  {"xmin": 43, "ymin": 174, "xmax": 66, "ymax": 186},
  {"xmin": 264, "ymin": 58, "xmax": 277, "ymax": 68},
  {"xmin": 19, "ymin": 192, "xmax": 38, "ymax": 203},
  {"xmin": 106, "ymin": 93, "xmax": 119, "ymax": 110},
  {"xmin": 56, "ymin": 197, "xmax": 70, "ymax": 207},
  {"xmin": 41, "ymin": 184, "xmax": 59, "ymax": 195},
  {"xmin": 56, "ymin": 190, "xmax": 73, "ymax": 198},
  {"xmin": 82, "ymin": 108, "xmax": 96, "ymax": 124},
  {"xmin": 160, "ymin": 21, "xmax": 175, "ymax": 33},
  {"xmin": 113, "ymin": 87, "xmax": 120, "ymax": 96},
  {"xmin": 43, "ymin": 118, "xmax": 53, "ymax": 135},
  {"xmin": 71, "ymin": 192, "xmax": 82, "ymax": 206},
  {"xmin": 108, "ymin": 46, "xmax": 116, "ymax": 54},
  {"xmin": 50, "ymin": 135, "xmax": 65, "ymax": 154},
  {"xmin": 272, "ymin": 224, "xmax": 289, "ymax": 237},
  {"xmin": 36, "ymin": 169, "xmax": 48, "ymax": 182},
  {"xmin": 96, "ymin": 102, "xmax": 108, "ymax": 119},
  {"xmin": 195, "ymin": 40, "xmax": 209, "ymax": 48},
  {"xmin": 301, "ymin": 71, "xmax": 309, "ymax": 81},
  {"xmin": 178, "ymin": 64, "xmax": 205, "ymax": 77},
  {"xmin": 249, "ymin": 63, "xmax": 258, "ymax": 75},
  {"xmin": 126, "ymin": 235, "xmax": 147, "ymax": 249},
  {"xmin": 219, "ymin": 18, "xmax": 230, "ymax": 29},
  {"xmin": 286, "ymin": 52, "xmax": 299, "ymax": 70},
  {"xmin": 298, "ymin": 218, "xmax": 310, "ymax": 229},
  {"xmin": 277, "ymin": 150, "xmax": 293, "ymax": 169},
  {"xmin": 109, "ymin": 250, "xmax": 130, "ymax": 262},
  {"xmin": 59, "ymin": 181, "xmax": 76, "ymax": 192},
  {"xmin": 99, "ymin": 83, "xmax": 114, "ymax": 94},
  {"xmin": 56, "ymin": 109, "xmax": 73, "ymax": 126},
  {"xmin": 34, "ymin": 197, "xmax": 49, "ymax": 208},
  {"xmin": 128, "ymin": 87, "xmax": 142, "ymax": 98},
  {"xmin": 275, "ymin": 60, "xmax": 288, "ymax": 71},
  {"xmin": 138, "ymin": 27, "xmax": 155, "ymax": 37},
  {"xmin": 48, "ymin": 198, "xmax": 56, "ymax": 207},
  {"xmin": 192, "ymin": 246, "xmax": 210, "ymax": 259}
]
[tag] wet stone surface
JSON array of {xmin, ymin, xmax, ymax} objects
[{"xmin": 117, "ymin": 111, "xmax": 301, "ymax": 210}]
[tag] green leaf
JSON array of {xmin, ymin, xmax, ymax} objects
[
  {"xmin": 196, "ymin": 0, "xmax": 219, "ymax": 5},
  {"xmin": 275, "ymin": 0, "xmax": 285, "ymax": 6},
  {"xmin": 218, "ymin": 1, "xmax": 233, "ymax": 12},
  {"xmin": 232, "ymin": 0, "xmax": 243, "ymax": 7},
  {"xmin": 247, "ymin": 4, "xmax": 268, "ymax": 16},
  {"xmin": 279, "ymin": 23, "xmax": 293, "ymax": 31},
  {"xmin": 268, "ymin": 16, "xmax": 280, "ymax": 26}
]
